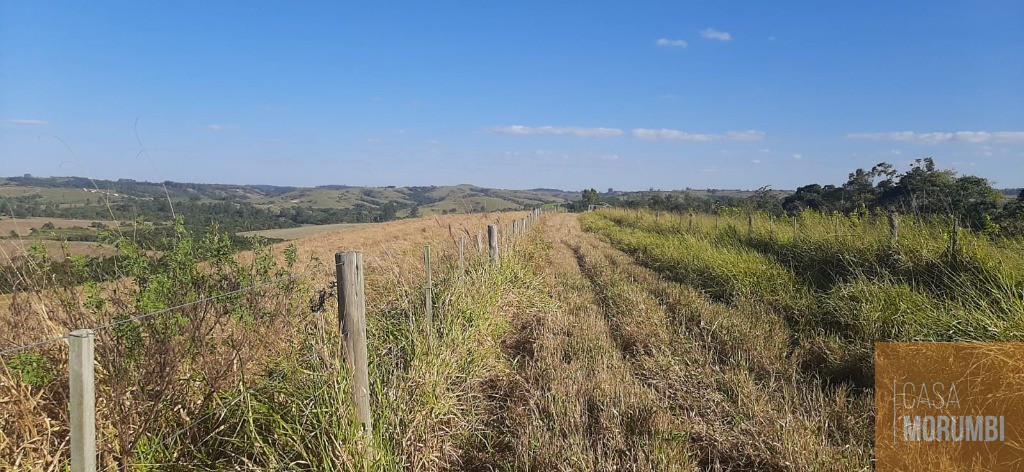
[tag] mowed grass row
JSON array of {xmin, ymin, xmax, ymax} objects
[
  {"xmin": 582, "ymin": 210, "xmax": 1024, "ymax": 387},
  {"xmin": 565, "ymin": 226, "xmax": 871, "ymax": 470}
]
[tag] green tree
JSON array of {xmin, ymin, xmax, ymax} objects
[{"xmin": 996, "ymin": 190, "xmax": 1024, "ymax": 236}]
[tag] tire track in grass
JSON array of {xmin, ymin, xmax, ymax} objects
[
  {"xmin": 484, "ymin": 213, "xmax": 693, "ymax": 470},
  {"xmin": 565, "ymin": 214, "xmax": 871, "ymax": 470}
]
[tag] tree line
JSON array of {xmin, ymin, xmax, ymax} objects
[{"xmin": 580, "ymin": 158, "xmax": 1024, "ymax": 236}]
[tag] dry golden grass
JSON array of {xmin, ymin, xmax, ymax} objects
[
  {"xmin": 265, "ymin": 211, "xmax": 530, "ymax": 289},
  {"xmin": 482, "ymin": 213, "xmax": 693, "ymax": 469},
  {"xmin": 0, "ymin": 210, "xmax": 533, "ymax": 469},
  {"xmin": 236, "ymin": 222, "xmax": 372, "ymax": 240}
]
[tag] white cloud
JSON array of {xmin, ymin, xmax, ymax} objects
[
  {"xmin": 750, "ymin": 159, "xmax": 762, "ymax": 164},
  {"xmin": 656, "ymin": 38, "xmax": 687, "ymax": 48},
  {"xmin": 488, "ymin": 125, "xmax": 624, "ymax": 138},
  {"xmin": 725, "ymin": 130, "xmax": 765, "ymax": 140},
  {"xmin": 846, "ymin": 130, "xmax": 1024, "ymax": 144},
  {"xmin": 488, "ymin": 125, "xmax": 765, "ymax": 142},
  {"xmin": 207, "ymin": 124, "xmax": 223, "ymax": 131},
  {"xmin": 631, "ymin": 128, "xmax": 764, "ymax": 141},
  {"xmin": 792, "ymin": 154, "xmax": 803, "ymax": 160},
  {"xmin": 700, "ymin": 28, "xmax": 732, "ymax": 41},
  {"xmin": 6, "ymin": 119, "xmax": 49, "ymax": 126}
]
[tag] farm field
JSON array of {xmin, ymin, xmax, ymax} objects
[
  {"xmin": 2, "ymin": 209, "xmax": 1023, "ymax": 469},
  {"xmin": 0, "ymin": 217, "xmax": 116, "ymax": 237},
  {"xmin": 236, "ymin": 222, "xmax": 373, "ymax": 240},
  {"xmin": 0, "ymin": 185, "xmax": 128, "ymax": 206}
]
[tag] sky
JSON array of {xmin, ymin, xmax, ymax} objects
[{"xmin": 1, "ymin": 1, "xmax": 1022, "ymax": 191}]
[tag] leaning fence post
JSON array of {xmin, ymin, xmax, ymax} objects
[
  {"xmin": 69, "ymin": 329, "xmax": 96, "ymax": 472},
  {"xmin": 888, "ymin": 212, "xmax": 899, "ymax": 246},
  {"xmin": 488, "ymin": 224, "xmax": 498, "ymax": 264},
  {"xmin": 335, "ymin": 252, "xmax": 372, "ymax": 435},
  {"xmin": 424, "ymin": 245, "xmax": 433, "ymax": 326}
]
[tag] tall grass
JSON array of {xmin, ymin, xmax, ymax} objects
[{"xmin": 583, "ymin": 209, "xmax": 1024, "ymax": 386}]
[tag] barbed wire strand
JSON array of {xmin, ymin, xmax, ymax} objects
[
  {"xmin": 91, "ymin": 266, "xmax": 324, "ymax": 333},
  {"xmin": 0, "ymin": 334, "xmax": 70, "ymax": 358},
  {"xmin": 0, "ymin": 262, "xmax": 338, "ymax": 358}
]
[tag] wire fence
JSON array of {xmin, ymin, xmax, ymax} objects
[
  {"xmin": 1, "ymin": 208, "xmax": 553, "ymax": 470},
  {"xmin": 0, "ymin": 266, "xmax": 325, "ymax": 359}
]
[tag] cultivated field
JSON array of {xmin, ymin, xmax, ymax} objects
[
  {"xmin": 2, "ymin": 208, "xmax": 1022, "ymax": 470},
  {"xmin": 237, "ymin": 222, "xmax": 373, "ymax": 240}
]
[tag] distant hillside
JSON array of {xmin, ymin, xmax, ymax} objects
[{"xmin": 0, "ymin": 176, "xmax": 572, "ymax": 229}]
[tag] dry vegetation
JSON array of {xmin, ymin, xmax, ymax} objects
[
  {"xmin": 236, "ymin": 222, "xmax": 373, "ymax": 241},
  {"xmin": 4, "ymin": 207, "xmax": 1019, "ymax": 470}
]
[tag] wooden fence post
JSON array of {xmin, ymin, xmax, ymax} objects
[
  {"xmin": 424, "ymin": 245, "xmax": 433, "ymax": 326},
  {"xmin": 476, "ymin": 232, "xmax": 483, "ymax": 252},
  {"xmin": 888, "ymin": 212, "xmax": 899, "ymax": 246},
  {"xmin": 793, "ymin": 215, "xmax": 798, "ymax": 239},
  {"xmin": 769, "ymin": 215, "xmax": 774, "ymax": 239},
  {"xmin": 69, "ymin": 329, "xmax": 96, "ymax": 472},
  {"xmin": 488, "ymin": 224, "xmax": 498, "ymax": 264},
  {"xmin": 335, "ymin": 252, "xmax": 372, "ymax": 435},
  {"xmin": 689, "ymin": 212, "xmax": 694, "ymax": 230},
  {"xmin": 458, "ymin": 237, "xmax": 465, "ymax": 276},
  {"xmin": 748, "ymin": 214, "xmax": 754, "ymax": 235}
]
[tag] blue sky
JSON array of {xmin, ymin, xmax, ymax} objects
[{"xmin": 1, "ymin": 1, "xmax": 1022, "ymax": 191}]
